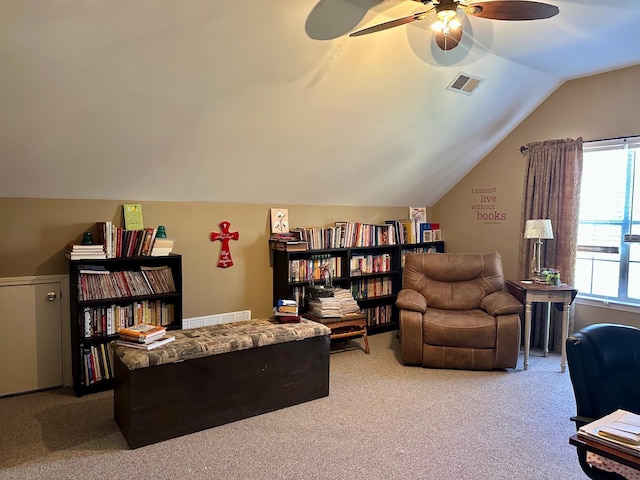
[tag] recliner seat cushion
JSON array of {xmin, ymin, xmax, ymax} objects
[{"xmin": 422, "ymin": 309, "xmax": 496, "ymax": 349}]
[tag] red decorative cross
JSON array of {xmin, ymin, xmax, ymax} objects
[{"xmin": 210, "ymin": 220, "xmax": 239, "ymax": 268}]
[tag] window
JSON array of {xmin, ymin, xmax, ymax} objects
[{"xmin": 576, "ymin": 136, "xmax": 640, "ymax": 305}]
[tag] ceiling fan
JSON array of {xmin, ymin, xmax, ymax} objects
[{"xmin": 348, "ymin": 0, "xmax": 559, "ymax": 51}]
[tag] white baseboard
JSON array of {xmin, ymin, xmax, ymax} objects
[{"xmin": 182, "ymin": 310, "xmax": 251, "ymax": 329}]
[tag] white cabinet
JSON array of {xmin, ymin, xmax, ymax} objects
[{"xmin": 0, "ymin": 276, "xmax": 69, "ymax": 396}]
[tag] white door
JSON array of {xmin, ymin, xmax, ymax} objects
[{"xmin": 0, "ymin": 281, "xmax": 63, "ymax": 396}]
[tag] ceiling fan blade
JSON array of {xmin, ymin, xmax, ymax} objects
[
  {"xmin": 465, "ymin": 1, "xmax": 559, "ymax": 21},
  {"xmin": 434, "ymin": 26, "xmax": 463, "ymax": 51},
  {"xmin": 349, "ymin": 10, "xmax": 431, "ymax": 37}
]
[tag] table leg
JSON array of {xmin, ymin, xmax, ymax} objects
[
  {"xmin": 543, "ymin": 302, "xmax": 551, "ymax": 357},
  {"xmin": 561, "ymin": 301, "xmax": 570, "ymax": 373},
  {"xmin": 524, "ymin": 300, "xmax": 532, "ymax": 370}
]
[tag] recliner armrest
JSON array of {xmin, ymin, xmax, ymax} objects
[
  {"xmin": 481, "ymin": 291, "xmax": 523, "ymax": 316},
  {"xmin": 396, "ymin": 289, "xmax": 427, "ymax": 313}
]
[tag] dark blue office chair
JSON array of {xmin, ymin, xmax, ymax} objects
[{"xmin": 567, "ymin": 323, "xmax": 640, "ymax": 479}]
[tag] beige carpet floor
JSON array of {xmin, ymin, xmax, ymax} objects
[{"xmin": 0, "ymin": 331, "xmax": 585, "ymax": 479}]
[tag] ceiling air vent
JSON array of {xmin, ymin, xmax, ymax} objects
[{"xmin": 447, "ymin": 72, "xmax": 484, "ymax": 95}]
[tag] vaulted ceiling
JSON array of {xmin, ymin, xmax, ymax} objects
[{"xmin": 2, "ymin": 0, "xmax": 640, "ymax": 206}]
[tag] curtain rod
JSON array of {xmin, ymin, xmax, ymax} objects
[{"xmin": 519, "ymin": 135, "xmax": 639, "ymax": 155}]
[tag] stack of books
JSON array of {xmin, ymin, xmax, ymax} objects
[
  {"xmin": 151, "ymin": 238, "xmax": 175, "ymax": 256},
  {"xmin": 269, "ymin": 232, "xmax": 309, "ymax": 252},
  {"xmin": 273, "ymin": 299, "xmax": 300, "ymax": 323},
  {"xmin": 116, "ymin": 323, "xmax": 175, "ymax": 350},
  {"xmin": 66, "ymin": 243, "xmax": 107, "ymax": 260}
]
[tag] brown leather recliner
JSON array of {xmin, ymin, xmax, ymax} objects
[{"xmin": 396, "ymin": 252, "xmax": 523, "ymax": 370}]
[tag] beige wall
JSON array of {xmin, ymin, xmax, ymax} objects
[
  {"xmin": 4, "ymin": 65, "xmax": 640, "ymax": 330},
  {"xmin": 0, "ymin": 198, "xmax": 407, "ymax": 320},
  {"xmin": 433, "ymin": 64, "xmax": 640, "ymax": 330}
]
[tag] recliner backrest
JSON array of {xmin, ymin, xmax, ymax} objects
[{"xmin": 402, "ymin": 252, "xmax": 505, "ymax": 311}]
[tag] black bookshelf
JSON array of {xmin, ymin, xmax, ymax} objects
[
  {"xmin": 272, "ymin": 242, "xmax": 444, "ymax": 333},
  {"xmin": 68, "ymin": 254, "xmax": 182, "ymax": 396}
]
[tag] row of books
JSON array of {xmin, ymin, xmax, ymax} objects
[
  {"xmin": 277, "ymin": 221, "xmax": 444, "ymax": 250},
  {"xmin": 97, "ymin": 222, "xmax": 175, "ymax": 258},
  {"xmin": 81, "ymin": 343, "xmax": 113, "ymax": 386},
  {"xmin": 77, "ymin": 265, "xmax": 176, "ymax": 301},
  {"xmin": 288, "ymin": 256, "xmax": 343, "ymax": 283},
  {"xmin": 81, "ymin": 300, "xmax": 176, "ymax": 337},
  {"xmin": 351, "ymin": 277, "xmax": 393, "ymax": 300},
  {"xmin": 362, "ymin": 304, "xmax": 393, "ymax": 327},
  {"xmin": 401, "ymin": 245, "xmax": 441, "ymax": 266},
  {"xmin": 350, "ymin": 253, "xmax": 393, "ymax": 275}
]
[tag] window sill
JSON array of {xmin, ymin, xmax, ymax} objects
[{"xmin": 575, "ymin": 296, "xmax": 640, "ymax": 314}]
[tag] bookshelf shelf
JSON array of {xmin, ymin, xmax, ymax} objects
[
  {"xmin": 272, "ymin": 242, "xmax": 444, "ymax": 333},
  {"xmin": 68, "ymin": 254, "xmax": 183, "ymax": 396}
]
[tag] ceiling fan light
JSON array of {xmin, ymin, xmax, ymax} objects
[
  {"xmin": 433, "ymin": 4, "xmax": 459, "ymax": 34},
  {"xmin": 436, "ymin": 9, "xmax": 457, "ymax": 23},
  {"xmin": 431, "ymin": 20, "xmax": 445, "ymax": 32}
]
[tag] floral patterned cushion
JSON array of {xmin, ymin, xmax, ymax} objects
[{"xmin": 112, "ymin": 318, "xmax": 331, "ymax": 370}]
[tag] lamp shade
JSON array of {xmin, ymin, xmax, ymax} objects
[{"xmin": 524, "ymin": 219, "xmax": 554, "ymax": 239}]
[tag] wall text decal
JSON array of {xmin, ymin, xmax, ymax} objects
[{"xmin": 470, "ymin": 187, "xmax": 507, "ymax": 224}]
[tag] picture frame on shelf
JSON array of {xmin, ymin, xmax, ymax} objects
[
  {"xmin": 433, "ymin": 229, "xmax": 442, "ymax": 241},
  {"xmin": 409, "ymin": 207, "xmax": 427, "ymax": 223},
  {"xmin": 422, "ymin": 230, "xmax": 434, "ymax": 242},
  {"xmin": 270, "ymin": 208, "xmax": 289, "ymax": 234}
]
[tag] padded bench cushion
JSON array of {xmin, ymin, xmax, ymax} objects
[{"xmin": 112, "ymin": 318, "xmax": 331, "ymax": 370}]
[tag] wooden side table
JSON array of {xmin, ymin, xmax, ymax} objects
[
  {"xmin": 506, "ymin": 280, "xmax": 577, "ymax": 372},
  {"xmin": 303, "ymin": 312, "xmax": 370, "ymax": 354},
  {"xmin": 570, "ymin": 433, "xmax": 640, "ymax": 473}
]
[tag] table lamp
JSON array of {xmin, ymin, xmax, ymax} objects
[{"xmin": 524, "ymin": 219, "xmax": 554, "ymax": 279}]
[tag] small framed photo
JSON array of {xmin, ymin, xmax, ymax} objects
[
  {"xmin": 433, "ymin": 229, "xmax": 442, "ymax": 241},
  {"xmin": 422, "ymin": 230, "xmax": 433, "ymax": 242},
  {"xmin": 409, "ymin": 207, "xmax": 427, "ymax": 223},
  {"xmin": 270, "ymin": 208, "xmax": 289, "ymax": 234}
]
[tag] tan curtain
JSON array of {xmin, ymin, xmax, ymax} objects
[{"xmin": 518, "ymin": 137, "xmax": 583, "ymax": 351}]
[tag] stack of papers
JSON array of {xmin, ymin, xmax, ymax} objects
[
  {"xmin": 333, "ymin": 288, "xmax": 360, "ymax": 315},
  {"xmin": 578, "ymin": 409, "xmax": 640, "ymax": 456}
]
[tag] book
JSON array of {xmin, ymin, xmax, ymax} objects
[
  {"xmin": 66, "ymin": 252, "xmax": 108, "ymax": 260},
  {"xmin": 270, "ymin": 240, "xmax": 309, "ymax": 252},
  {"xmin": 273, "ymin": 305, "xmax": 299, "ymax": 315},
  {"xmin": 118, "ymin": 323, "xmax": 166, "ymax": 340},
  {"xmin": 68, "ymin": 243, "xmax": 105, "ymax": 251},
  {"xmin": 123, "ymin": 203, "xmax": 144, "ymax": 230},
  {"xmin": 116, "ymin": 335, "xmax": 176, "ymax": 350},
  {"xmin": 578, "ymin": 409, "xmax": 640, "ymax": 456},
  {"xmin": 274, "ymin": 315, "xmax": 300, "ymax": 323},
  {"xmin": 150, "ymin": 238, "xmax": 175, "ymax": 256},
  {"xmin": 140, "ymin": 227, "xmax": 157, "ymax": 256},
  {"xmin": 277, "ymin": 299, "xmax": 297, "ymax": 306},
  {"xmin": 119, "ymin": 331, "xmax": 167, "ymax": 344},
  {"xmin": 419, "ymin": 223, "xmax": 433, "ymax": 242},
  {"xmin": 78, "ymin": 265, "xmax": 109, "ymax": 275}
]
